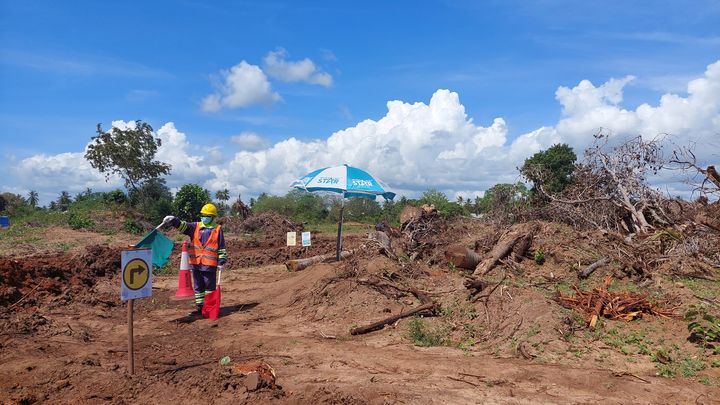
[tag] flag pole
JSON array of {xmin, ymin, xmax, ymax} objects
[{"xmin": 336, "ymin": 197, "xmax": 345, "ymax": 261}]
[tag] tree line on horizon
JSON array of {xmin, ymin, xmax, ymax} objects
[{"xmin": 2, "ymin": 120, "xmax": 716, "ymax": 234}]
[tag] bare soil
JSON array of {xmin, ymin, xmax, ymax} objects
[{"xmin": 1, "ymin": 217, "xmax": 719, "ymax": 404}]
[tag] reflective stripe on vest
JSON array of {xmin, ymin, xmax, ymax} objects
[{"xmin": 188, "ymin": 225, "xmax": 221, "ymax": 266}]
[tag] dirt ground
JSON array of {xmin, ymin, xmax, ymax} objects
[{"xmin": 1, "ymin": 218, "xmax": 719, "ymax": 404}]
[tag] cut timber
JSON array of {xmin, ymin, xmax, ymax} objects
[
  {"xmin": 350, "ymin": 302, "xmax": 437, "ymax": 335},
  {"xmin": 400, "ymin": 204, "xmax": 438, "ymax": 227},
  {"xmin": 285, "ymin": 250, "xmax": 354, "ymax": 272},
  {"xmin": 445, "ymin": 246, "xmax": 482, "ymax": 270},
  {"xmin": 400, "ymin": 206, "xmax": 424, "ymax": 226},
  {"xmin": 511, "ymin": 230, "xmax": 535, "ymax": 261},
  {"xmin": 473, "ymin": 234, "xmax": 523, "ymax": 276},
  {"xmin": 579, "ymin": 257, "xmax": 611, "ymax": 279}
]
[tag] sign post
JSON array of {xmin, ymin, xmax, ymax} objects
[{"xmin": 121, "ymin": 248, "xmax": 153, "ymax": 375}]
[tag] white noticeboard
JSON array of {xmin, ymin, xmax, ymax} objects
[
  {"xmin": 301, "ymin": 231, "xmax": 311, "ymax": 247},
  {"xmin": 121, "ymin": 249, "xmax": 153, "ymax": 301},
  {"xmin": 286, "ymin": 231, "xmax": 296, "ymax": 246}
]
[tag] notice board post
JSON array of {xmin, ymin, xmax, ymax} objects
[{"xmin": 121, "ymin": 248, "xmax": 153, "ymax": 375}]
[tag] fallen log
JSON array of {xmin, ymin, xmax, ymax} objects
[
  {"xmin": 511, "ymin": 230, "xmax": 535, "ymax": 261},
  {"xmin": 473, "ymin": 234, "xmax": 523, "ymax": 276},
  {"xmin": 350, "ymin": 302, "xmax": 437, "ymax": 335},
  {"xmin": 579, "ymin": 257, "xmax": 610, "ymax": 279},
  {"xmin": 463, "ymin": 278, "xmax": 486, "ymax": 300},
  {"xmin": 445, "ymin": 246, "xmax": 482, "ymax": 270},
  {"xmin": 285, "ymin": 250, "xmax": 354, "ymax": 272}
]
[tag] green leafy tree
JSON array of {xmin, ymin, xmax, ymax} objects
[
  {"xmin": 131, "ymin": 178, "xmax": 173, "ymax": 224},
  {"xmin": 57, "ymin": 191, "xmax": 72, "ymax": 211},
  {"xmin": 380, "ymin": 199, "xmax": 404, "ymax": 225},
  {"xmin": 85, "ymin": 120, "xmax": 171, "ymax": 193},
  {"xmin": 418, "ymin": 189, "xmax": 465, "ymax": 218},
  {"xmin": 27, "ymin": 190, "xmax": 39, "ymax": 208},
  {"xmin": 103, "ymin": 189, "xmax": 128, "ymax": 205},
  {"xmin": 252, "ymin": 190, "xmax": 328, "ymax": 223},
  {"xmin": 0, "ymin": 193, "xmax": 28, "ymax": 215},
  {"xmin": 328, "ymin": 197, "xmax": 382, "ymax": 223},
  {"xmin": 520, "ymin": 143, "xmax": 577, "ymax": 195},
  {"xmin": 172, "ymin": 184, "xmax": 211, "ymax": 221}
]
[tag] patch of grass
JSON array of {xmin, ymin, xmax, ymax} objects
[
  {"xmin": 55, "ymin": 242, "xmax": 74, "ymax": 251},
  {"xmin": 526, "ymin": 324, "xmax": 540, "ymax": 338},
  {"xmin": 153, "ymin": 263, "xmax": 177, "ymax": 276},
  {"xmin": 608, "ymin": 280, "xmax": 638, "ymax": 293},
  {"xmin": 556, "ymin": 282, "xmax": 574, "ymax": 296},
  {"xmin": 698, "ymin": 376, "xmax": 711, "ymax": 386},
  {"xmin": 306, "ymin": 222, "xmax": 371, "ymax": 236},
  {"xmin": 408, "ymin": 317, "xmax": 448, "ymax": 347},
  {"xmin": 656, "ymin": 364, "xmax": 675, "ymax": 378},
  {"xmin": 683, "ymin": 278, "xmax": 720, "ymax": 299},
  {"xmin": 680, "ymin": 357, "xmax": 706, "ymax": 378}
]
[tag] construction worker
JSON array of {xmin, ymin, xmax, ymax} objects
[{"xmin": 164, "ymin": 203, "xmax": 227, "ymax": 315}]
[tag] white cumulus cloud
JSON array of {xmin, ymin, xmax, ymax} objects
[
  {"xmin": 230, "ymin": 131, "xmax": 267, "ymax": 151},
  {"xmin": 9, "ymin": 59, "xmax": 720, "ymax": 205},
  {"xmin": 201, "ymin": 61, "xmax": 281, "ymax": 112},
  {"xmin": 263, "ymin": 48, "xmax": 333, "ymax": 87}
]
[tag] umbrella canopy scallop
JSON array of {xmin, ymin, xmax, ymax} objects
[{"xmin": 291, "ymin": 164, "xmax": 395, "ymax": 201}]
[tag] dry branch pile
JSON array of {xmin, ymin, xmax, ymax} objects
[
  {"xmin": 557, "ymin": 277, "xmax": 676, "ymax": 328},
  {"xmin": 399, "ymin": 204, "xmax": 447, "ymax": 261}
]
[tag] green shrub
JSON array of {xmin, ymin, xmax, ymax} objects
[
  {"xmin": 408, "ymin": 318, "xmax": 447, "ymax": 347},
  {"xmin": 123, "ymin": 219, "xmax": 144, "ymax": 234},
  {"xmin": 685, "ymin": 305, "xmax": 720, "ymax": 353},
  {"xmin": 534, "ymin": 247, "xmax": 546, "ymax": 265},
  {"xmin": 67, "ymin": 212, "xmax": 95, "ymax": 230}
]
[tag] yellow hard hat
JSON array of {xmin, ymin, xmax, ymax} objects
[{"xmin": 200, "ymin": 203, "xmax": 218, "ymax": 217}]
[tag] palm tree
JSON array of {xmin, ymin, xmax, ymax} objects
[
  {"xmin": 27, "ymin": 190, "xmax": 39, "ymax": 208},
  {"xmin": 57, "ymin": 191, "xmax": 72, "ymax": 211},
  {"xmin": 215, "ymin": 188, "xmax": 230, "ymax": 203}
]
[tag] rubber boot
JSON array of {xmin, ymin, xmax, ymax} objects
[{"xmin": 187, "ymin": 304, "xmax": 203, "ymax": 317}]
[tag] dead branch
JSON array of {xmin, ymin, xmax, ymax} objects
[
  {"xmin": 472, "ymin": 273, "xmax": 508, "ymax": 303},
  {"xmin": 349, "ymin": 302, "xmax": 437, "ymax": 335},
  {"xmin": 579, "ymin": 257, "xmax": 611, "ymax": 279},
  {"xmin": 285, "ymin": 250, "xmax": 354, "ymax": 271}
]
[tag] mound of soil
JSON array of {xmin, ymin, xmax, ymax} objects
[{"xmin": 0, "ymin": 245, "xmax": 121, "ymax": 308}]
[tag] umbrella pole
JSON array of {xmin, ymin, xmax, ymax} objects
[{"xmin": 336, "ymin": 199, "xmax": 345, "ymax": 261}]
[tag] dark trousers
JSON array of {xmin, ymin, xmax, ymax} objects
[{"xmin": 191, "ymin": 267, "xmax": 217, "ymax": 304}]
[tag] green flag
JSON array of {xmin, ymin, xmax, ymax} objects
[{"xmin": 135, "ymin": 229, "xmax": 174, "ymax": 268}]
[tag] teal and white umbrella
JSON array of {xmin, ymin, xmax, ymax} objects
[{"xmin": 291, "ymin": 164, "xmax": 395, "ymax": 260}]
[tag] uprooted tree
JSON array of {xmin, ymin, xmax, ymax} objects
[
  {"xmin": 668, "ymin": 142, "xmax": 720, "ymax": 201},
  {"xmin": 528, "ymin": 132, "xmax": 669, "ymax": 234}
]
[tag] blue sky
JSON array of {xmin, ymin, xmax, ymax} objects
[{"xmin": 1, "ymin": 0, "xmax": 719, "ymax": 205}]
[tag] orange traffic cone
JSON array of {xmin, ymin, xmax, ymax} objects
[{"xmin": 175, "ymin": 242, "xmax": 194, "ymax": 298}]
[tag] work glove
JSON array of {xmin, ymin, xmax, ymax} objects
[
  {"xmin": 163, "ymin": 215, "xmax": 175, "ymax": 225},
  {"xmin": 217, "ymin": 265, "xmax": 225, "ymax": 272}
]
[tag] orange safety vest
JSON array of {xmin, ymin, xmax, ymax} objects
[{"xmin": 188, "ymin": 225, "xmax": 221, "ymax": 266}]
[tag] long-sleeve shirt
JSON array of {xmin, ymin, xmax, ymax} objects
[{"xmin": 170, "ymin": 217, "xmax": 227, "ymax": 271}]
